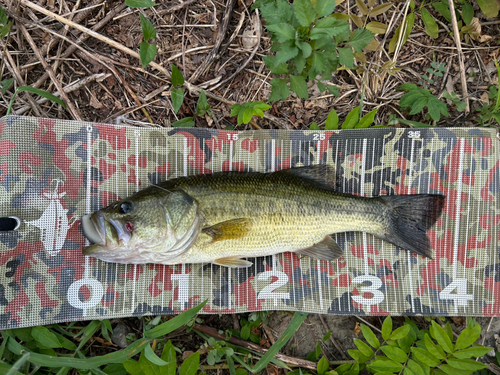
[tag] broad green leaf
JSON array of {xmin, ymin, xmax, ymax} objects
[
  {"xmin": 242, "ymin": 108, "xmax": 254, "ymax": 124},
  {"xmin": 326, "ymin": 85, "xmax": 339, "ymax": 96},
  {"xmin": 380, "ymin": 345, "xmax": 407, "ymax": 363},
  {"xmin": 447, "ymin": 358, "xmax": 487, "ymax": 371},
  {"xmin": 455, "ymin": 325, "xmax": 482, "ymax": 350},
  {"xmin": 269, "ymin": 77, "xmax": 290, "ymax": 102},
  {"xmin": 263, "ymin": 56, "xmax": 289, "ymax": 74},
  {"xmin": 52, "ymin": 332, "xmax": 77, "ymax": 351},
  {"xmin": 360, "ymin": 323, "xmax": 380, "ymax": 348},
  {"xmin": 396, "ymin": 118, "xmax": 434, "ymax": 127},
  {"xmin": 432, "ymin": 1, "xmax": 451, "ymax": 22},
  {"xmin": 196, "ymin": 90, "xmax": 210, "ymax": 115},
  {"xmin": 347, "ymin": 29, "xmax": 374, "ymax": 52},
  {"xmin": 140, "ymin": 42, "xmax": 157, "ymax": 68},
  {"xmin": 453, "ymin": 346, "xmax": 493, "ymax": 359},
  {"xmin": 139, "ymin": 350, "xmax": 161, "ymax": 375},
  {"xmin": 462, "ymin": 3, "xmax": 474, "ymax": 25},
  {"xmin": 31, "ymin": 327, "xmax": 62, "ymax": 349},
  {"xmin": 310, "ymin": 17, "xmax": 350, "ymax": 39},
  {"xmin": 427, "ymin": 97, "xmax": 449, "ymax": 121},
  {"xmin": 293, "ymin": 52, "xmax": 306, "ymax": 74},
  {"xmin": 325, "ymin": 109, "xmax": 339, "ymax": 130},
  {"xmin": 406, "ymin": 359, "xmax": 425, "ymax": 375},
  {"xmin": 180, "ymin": 351, "xmax": 200, "ymax": 375},
  {"xmin": 399, "ymin": 83, "xmax": 418, "ymax": 91},
  {"xmin": 126, "ymin": 0, "xmax": 156, "ymax": 7},
  {"xmin": 171, "ymin": 116, "xmax": 194, "ymax": 127},
  {"xmin": 311, "ymin": 51, "xmax": 328, "ymax": 77},
  {"xmin": 421, "ymin": 9, "xmax": 438, "ymax": 39},
  {"xmin": 253, "ymin": 312, "xmax": 308, "ymax": 373},
  {"xmin": 289, "ymin": 75, "xmax": 308, "ymax": 99},
  {"xmin": 423, "ymin": 334, "xmax": 445, "ymax": 359},
  {"xmin": 382, "ymin": 317, "xmax": 392, "ymax": 341},
  {"xmin": 294, "ymin": 0, "xmax": 316, "ymax": 27},
  {"xmin": 338, "ymin": 47, "xmax": 354, "ymax": 68},
  {"xmin": 444, "ymin": 322, "xmax": 453, "ymax": 342},
  {"xmin": 296, "ymin": 41, "xmax": 312, "ymax": 58},
  {"xmin": 404, "ymin": 369, "xmax": 415, "ymax": 375},
  {"xmin": 0, "ymin": 5, "xmax": 7, "ymax": 25},
  {"xmin": 144, "ymin": 343, "xmax": 169, "ymax": 366},
  {"xmin": 354, "ymin": 339, "xmax": 374, "ymax": 357},
  {"xmin": 477, "ymin": 0, "xmax": 499, "ymax": 17},
  {"xmin": 0, "ymin": 78, "xmax": 14, "ymax": 95},
  {"xmin": 388, "ymin": 12, "xmax": 415, "ymax": 54},
  {"xmin": 317, "ymin": 356, "xmax": 330, "ymax": 375},
  {"xmin": 161, "ymin": 340, "xmax": 177, "ymax": 374},
  {"xmin": 356, "ymin": 108, "xmax": 377, "ymax": 128},
  {"xmin": 439, "ymin": 364, "xmax": 473, "ymax": 375},
  {"xmin": 366, "ymin": 21, "xmax": 388, "ymax": 34},
  {"xmin": 410, "ymin": 347, "xmax": 440, "ymax": 367},
  {"xmin": 348, "ymin": 349, "xmax": 371, "ymax": 363},
  {"xmin": 13, "ymin": 328, "xmax": 33, "ymax": 343},
  {"xmin": 171, "ymin": 64, "xmax": 184, "ymax": 87},
  {"xmin": 370, "ymin": 2, "xmax": 394, "ymax": 16},
  {"xmin": 409, "ymin": 97, "xmax": 429, "ymax": 115},
  {"xmin": 310, "ymin": 122, "xmax": 320, "ymax": 130},
  {"xmin": 342, "ymin": 106, "xmax": 360, "ymax": 129},
  {"xmin": 315, "ymin": 0, "xmax": 336, "ymax": 18},
  {"xmin": 265, "ymin": 23, "xmax": 296, "ymax": 42},
  {"xmin": 367, "ymin": 357, "xmax": 403, "ymax": 372},
  {"xmin": 139, "ymin": 14, "xmax": 156, "ymax": 40},
  {"xmin": 171, "ymin": 88, "xmax": 184, "ymax": 114},
  {"xmin": 275, "ymin": 44, "xmax": 299, "ymax": 65}
]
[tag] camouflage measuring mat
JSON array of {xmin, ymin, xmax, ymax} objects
[{"xmin": 0, "ymin": 115, "xmax": 499, "ymax": 329}]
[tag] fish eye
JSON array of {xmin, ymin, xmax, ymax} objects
[{"xmin": 118, "ymin": 201, "xmax": 133, "ymax": 214}]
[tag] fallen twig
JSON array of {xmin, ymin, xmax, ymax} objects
[
  {"xmin": 447, "ymin": 0, "xmax": 469, "ymax": 113},
  {"xmin": 193, "ymin": 323, "xmax": 325, "ymax": 371},
  {"xmin": 189, "ymin": 0, "xmax": 237, "ymax": 83}
]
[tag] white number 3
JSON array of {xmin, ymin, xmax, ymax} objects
[{"xmin": 351, "ymin": 275, "xmax": 385, "ymax": 306}]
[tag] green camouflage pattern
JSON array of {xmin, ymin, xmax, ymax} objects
[{"xmin": 0, "ymin": 115, "xmax": 499, "ymax": 329}]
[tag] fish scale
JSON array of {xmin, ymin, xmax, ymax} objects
[{"xmin": 82, "ymin": 167, "xmax": 443, "ymax": 267}]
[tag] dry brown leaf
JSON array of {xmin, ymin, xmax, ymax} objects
[
  {"xmin": 450, "ymin": 317, "xmax": 466, "ymax": 326},
  {"xmin": 370, "ymin": 2, "xmax": 394, "ymax": 17},
  {"xmin": 354, "ymin": 322, "xmax": 362, "ymax": 336},
  {"xmin": 480, "ymin": 91, "xmax": 490, "ymax": 105},
  {"xmin": 462, "ymin": 18, "xmax": 492, "ymax": 43},
  {"xmin": 356, "ymin": 0, "xmax": 370, "ymax": 15},
  {"xmin": 182, "ymin": 350, "xmax": 194, "ymax": 360},
  {"xmin": 90, "ymin": 94, "xmax": 103, "ymax": 109},
  {"xmin": 350, "ymin": 14, "xmax": 365, "ymax": 28},
  {"xmin": 367, "ymin": 21, "xmax": 388, "ymax": 34}
]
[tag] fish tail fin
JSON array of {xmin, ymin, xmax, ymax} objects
[{"xmin": 378, "ymin": 194, "xmax": 445, "ymax": 258}]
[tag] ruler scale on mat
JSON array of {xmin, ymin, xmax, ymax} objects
[{"xmin": 0, "ymin": 116, "xmax": 499, "ymax": 329}]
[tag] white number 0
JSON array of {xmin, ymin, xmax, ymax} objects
[{"xmin": 351, "ymin": 275, "xmax": 385, "ymax": 306}]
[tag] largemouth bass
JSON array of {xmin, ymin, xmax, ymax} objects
[{"xmin": 81, "ymin": 165, "xmax": 445, "ymax": 268}]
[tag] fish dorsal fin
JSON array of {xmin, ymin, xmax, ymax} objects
[
  {"xmin": 202, "ymin": 218, "xmax": 252, "ymax": 243},
  {"xmin": 214, "ymin": 257, "xmax": 253, "ymax": 268},
  {"xmin": 296, "ymin": 235, "xmax": 344, "ymax": 261},
  {"xmin": 277, "ymin": 165, "xmax": 337, "ymax": 190}
]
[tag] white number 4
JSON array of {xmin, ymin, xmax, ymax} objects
[{"xmin": 439, "ymin": 279, "xmax": 473, "ymax": 306}]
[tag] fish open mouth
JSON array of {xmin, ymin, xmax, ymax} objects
[{"xmin": 81, "ymin": 213, "xmax": 105, "ymax": 246}]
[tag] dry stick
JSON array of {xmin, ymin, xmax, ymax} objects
[
  {"xmin": 488, "ymin": 363, "xmax": 500, "ymax": 375},
  {"xmin": 189, "ymin": 0, "xmax": 237, "ymax": 83},
  {"xmin": 19, "ymin": 2, "xmax": 128, "ymax": 90},
  {"xmin": 193, "ymin": 323, "xmax": 329, "ymax": 371},
  {"xmin": 2, "ymin": 47, "xmax": 44, "ymax": 117},
  {"xmin": 52, "ymin": 0, "xmax": 81, "ymax": 75},
  {"xmin": 20, "ymin": 0, "xmax": 171, "ymax": 78},
  {"xmin": 19, "ymin": 23, "xmax": 82, "ymax": 120},
  {"xmin": 318, "ymin": 315, "xmax": 348, "ymax": 360},
  {"xmin": 15, "ymin": 73, "xmax": 111, "ymax": 115},
  {"xmin": 209, "ymin": 9, "xmax": 261, "ymax": 91},
  {"xmin": 447, "ymin": 0, "xmax": 469, "ymax": 113}
]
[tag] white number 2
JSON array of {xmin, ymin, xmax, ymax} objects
[
  {"xmin": 439, "ymin": 279, "xmax": 473, "ymax": 306},
  {"xmin": 257, "ymin": 271, "xmax": 290, "ymax": 300},
  {"xmin": 351, "ymin": 275, "xmax": 385, "ymax": 306}
]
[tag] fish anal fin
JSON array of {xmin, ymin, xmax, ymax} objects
[
  {"xmin": 214, "ymin": 257, "xmax": 253, "ymax": 268},
  {"xmin": 295, "ymin": 235, "xmax": 344, "ymax": 261},
  {"xmin": 202, "ymin": 218, "xmax": 252, "ymax": 243}
]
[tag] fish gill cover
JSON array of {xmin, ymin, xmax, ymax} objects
[{"xmin": 0, "ymin": 115, "xmax": 499, "ymax": 329}]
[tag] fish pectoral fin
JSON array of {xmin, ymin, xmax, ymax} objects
[
  {"xmin": 214, "ymin": 257, "xmax": 253, "ymax": 268},
  {"xmin": 202, "ymin": 218, "xmax": 252, "ymax": 243},
  {"xmin": 296, "ymin": 235, "xmax": 344, "ymax": 261}
]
